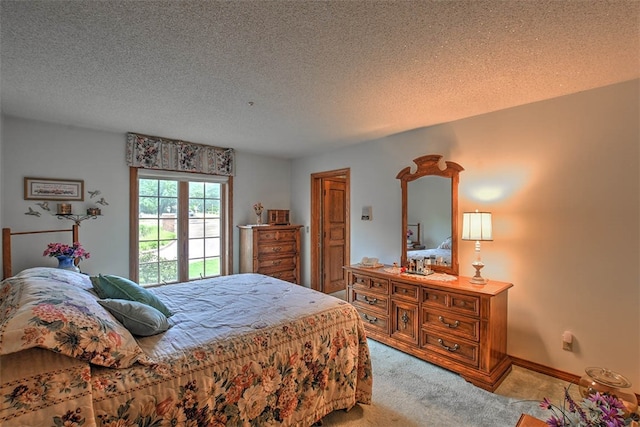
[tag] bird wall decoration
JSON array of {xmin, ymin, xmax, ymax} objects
[
  {"xmin": 25, "ymin": 207, "xmax": 41, "ymax": 217},
  {"xmin": 25, "ymin": 188, "xmax": 108, "ymax": 223},
  {"xmin": 36, "ymin": 201, "xmax": 50, "ymax": 211}
]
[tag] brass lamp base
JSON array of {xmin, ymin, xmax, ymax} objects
[{"xmin": 469, "ymin": 261, "xmax": 487, "ymax": 285}]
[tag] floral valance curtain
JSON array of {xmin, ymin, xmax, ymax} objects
[{"xmin": 126, "ymin": 132, "xmax": 235, "ymax": 176}]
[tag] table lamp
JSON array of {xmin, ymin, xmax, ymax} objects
[{"xmin": 461, "ymin": 210, "xmax": 493, "ymax": 284}]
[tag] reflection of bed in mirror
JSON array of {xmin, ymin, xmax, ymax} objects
[{"xmin": 407, "ymin": 236, "xmax": 452, "ymax": 266}]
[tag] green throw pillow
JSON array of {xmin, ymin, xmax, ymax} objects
[
  {"xmin": 98, "ymin": 299, "xmax": 170, "ymax": 337},
  {"xmin": 90, "ymin": 274, "xmax": 173, "ymax": 317}
]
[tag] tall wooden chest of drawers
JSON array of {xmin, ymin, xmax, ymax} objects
[
  {"xmin": 238, "ymin": 225, "xmax": 303, "ymax": 284},
  {"xmin": 344, "ymin": 264, "xmax": 513, "ymax": 391}
]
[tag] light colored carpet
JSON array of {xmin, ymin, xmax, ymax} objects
[{"xmin": 321, "ymin": 339, "xmax": 576, "ymax": 426}]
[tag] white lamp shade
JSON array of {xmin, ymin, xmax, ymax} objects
[{"xmin": 461, "ymin": 211, "xmax": 493, "ymax": 241}]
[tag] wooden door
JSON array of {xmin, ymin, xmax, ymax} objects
[
  {"xmin": 322, "ymin": 178, "xmax": 347, "ymax": 294},
  {"xmin": 310, "ymin": 168, "xmax": 350, "ymax": 294}
]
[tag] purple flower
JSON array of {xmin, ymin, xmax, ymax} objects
[
  {"xmin": 546, "ymin": 415, "xmax": 566, "ymax": 427},
  {"xmin": 540, "ymin": 398, "xmax": 553, "ymax": 410},
  {"xmin": 541, "ymin": 387, "xmax": 627, "ymax": 427}
]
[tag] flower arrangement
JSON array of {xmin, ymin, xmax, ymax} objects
[
  {"xmin": 43, "ymin": 242, "xmax": 90, "ymax": 260},
  {"xmin": 540, "ymin": 387, "xmax": 629, "ymax": 427},
  {"xmin": 253, "ymin": 202, "xmax": 264, "ymax": 216},
  {"xmin": 406, "ymin": 229, "xmax": 413, "ymax": 238}
]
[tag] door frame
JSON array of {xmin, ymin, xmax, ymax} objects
[{"xmin": 310, "ymin": 168, "xmax": 350, "ymax": 292}]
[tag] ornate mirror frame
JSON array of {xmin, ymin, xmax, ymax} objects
[{"xmin": 397, "ymin": 154, "xmax": 463, "ymax": 275}]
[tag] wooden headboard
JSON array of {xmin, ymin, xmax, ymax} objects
[{"xmin": 2, "ymin": 225, "xmax": 79, "ymax": 280}]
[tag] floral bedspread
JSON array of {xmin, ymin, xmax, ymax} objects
[
  {"xmin": 0, "ymin": 270, "xmax": 372, "ymax": 427},
  {"xmin": 0, "ymin": 347, "xmax": 96, "ymax": 426}
]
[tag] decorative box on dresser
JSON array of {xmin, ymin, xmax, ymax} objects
[
  {"xmin": 238, "ymin": 224, "xmax": 303, "ymax": 284},
  {"xmin": 344, "ymin": 264, "xmax": 513, "ymax": 391}
]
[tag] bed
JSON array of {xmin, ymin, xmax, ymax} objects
[{"xmin": 0, "ymin": 266, "xmax": 372, "ymax": 426}]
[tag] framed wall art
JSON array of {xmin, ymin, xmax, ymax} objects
[{"xmin": 24, "ymin": 177, "xmax": 85, "ymax": 201}]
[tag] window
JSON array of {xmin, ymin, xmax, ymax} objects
[{"xmin": 130, "ymin": 168, "xmax": 231, "ymax": 286}]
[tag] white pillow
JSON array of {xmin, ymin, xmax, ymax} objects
[{"xmin": 438, "ymin": 237, "xmax": 452, "ymax": 250}]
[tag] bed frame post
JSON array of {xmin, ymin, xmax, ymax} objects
[
  {"xmin": 72, "ymin": 225, "xmax": 79, "ymax": 266},
  {"xmin": 3, "ymin": 228, "xmax": 12, "ymax": 280}
]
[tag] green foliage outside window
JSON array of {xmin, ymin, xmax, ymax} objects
[
  {"xmin": 139, "ymin": 179, "xmax": 177, "ymax": 214},
  {"xmin": 188, "ymin": 258, "xmax": 220, "ymax": 279},
  {"xmin": 139, "ymin": 225, "xmax": 176, "ymax": 251},
  {"xmin": 139, "ymin": 251, "xmax": 178, "ymax": 285}
]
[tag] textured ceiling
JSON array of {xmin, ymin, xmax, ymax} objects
[{"xmin": 1, "ymin": 1, "xmax": 638, "ymax": 159}]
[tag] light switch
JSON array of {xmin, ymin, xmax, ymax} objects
[{"xmin": 361, "ymin": 206, "xmax": 372, "ymax": 221}]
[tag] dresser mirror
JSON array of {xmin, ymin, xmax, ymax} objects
[{"xmin": 397, "ymin": 154, "xmax": 463, "ymax": 275}]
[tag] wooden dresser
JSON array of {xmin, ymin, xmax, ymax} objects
[
  {"xmin": 344, "ymin": 264, "xmax": 513, "ymax": 391},
  {"xmin": 238, "ymin": 225, "xmax": 303, "ymax": 284}
]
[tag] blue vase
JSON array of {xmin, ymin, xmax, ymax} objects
[{"xmin": 56, "ymin": 256, "xmax": 80, "ymax": 272}]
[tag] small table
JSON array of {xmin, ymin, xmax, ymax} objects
[{"xmin": 515, "ymin": 414, "xmax": 547, "ymax": 427}]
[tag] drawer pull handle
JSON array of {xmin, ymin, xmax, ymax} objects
[
  {"xmin": 401, "ymin": 311, "xmax": 409, "ymax": 326},
  {"xmin": 271, "ymin": 260, "xmax": 282, "ymax": 266},
  {"xmin": 402, "ymin": 289, "xmax": 408, "ymax": 293},
  {"xmin": 438, "ymin": 316, "xmax": 459, "ymax": 329},
  {"xmin": 363, "ymin": 314, "xmax": 378, "ymax": 323},
  {"xmin": 363, "ymin": 296, "xmax": 378, "ymax": 305},
  {"xmin": 437, "ymin": 339, "xmax": 459, "ymax": 352},
  {"xmin": 272, "ymin": 247, "xmax": 282, "ymax": 252}
]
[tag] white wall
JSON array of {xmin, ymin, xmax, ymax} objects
[
  {"xmin": 291, "ymin": 80, "xmax": 640, "ymax": 392},
  {"xmin": 0, "ymin": 116, "xmax": 291, "ymax": 276}
]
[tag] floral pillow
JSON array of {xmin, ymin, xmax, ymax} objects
[
  {"xmin": 0, "ymin": 274, "xmax": 147, "ymax": 368},
  {"xmin": 14, "ymin": 267, "xmax": 94, "ymax": 290}
]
